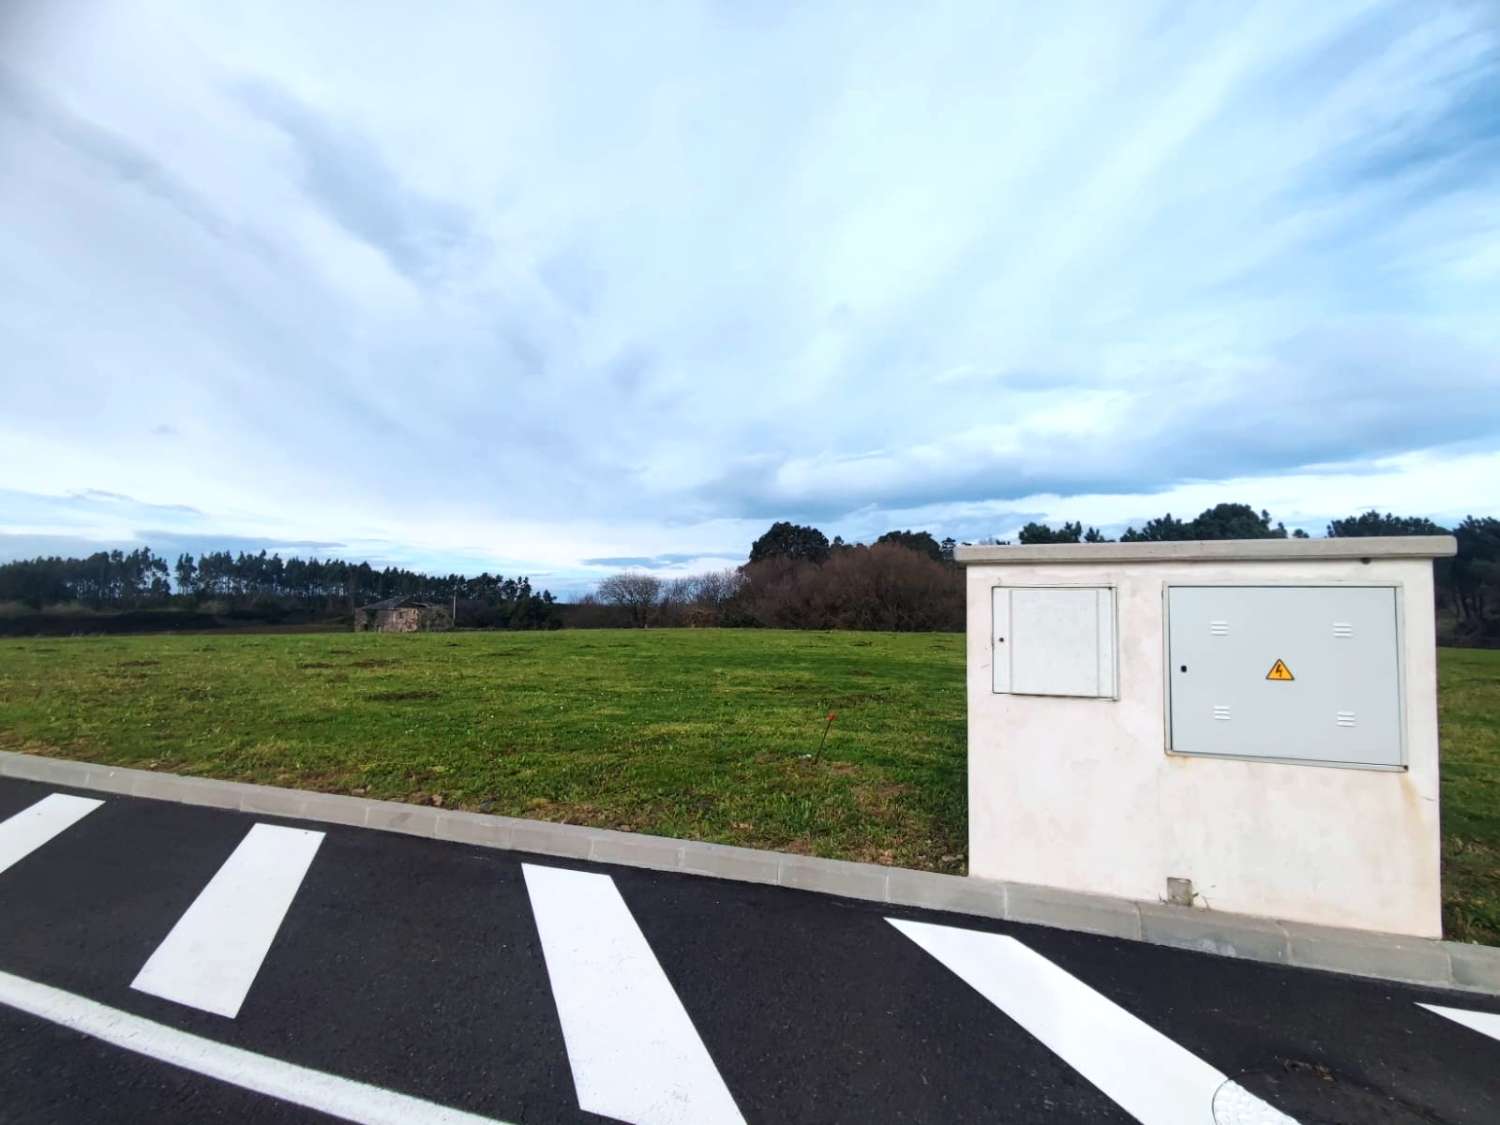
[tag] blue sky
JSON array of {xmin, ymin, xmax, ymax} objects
[{"xmin": 2, "ymin": 1, "xmax": 1497, "ymax": 598}]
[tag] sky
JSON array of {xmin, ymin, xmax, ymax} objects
[{"xmin": 1, "ymin": 1, "xmax": 1497, "ymax": 598}]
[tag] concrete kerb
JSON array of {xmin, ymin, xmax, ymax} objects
[
  {"xmin": 1007, "ymin": 882, "xmax": 1144, "ymax": 941},
  {"xmin": 1282, "ymin": 920, "xmax": 1456, "ymax": 987},
  {"xmin": 680, "ymin": 840, "xmax": 781, "ymax": 886},
  {"xmin": 780, "ymin": 853, "xmax": 890, "ymax": 902},
  {"xmin": 1448, "ymin": 942, "xmax": 1500, "ymax": 993},
  {"xmin": 3, "ymin": 749, "xmax": 1498, "ymax": 996},
  {"xmin": 1139, "ymin": 902, "xmax": 1290, "ymax": 963}
]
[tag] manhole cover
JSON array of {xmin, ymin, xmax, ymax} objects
[{"xmin": 1215, "ymin": 1060, "xmax": 1445, "ymax": 1125}]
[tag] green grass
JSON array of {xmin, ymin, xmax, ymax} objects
[
  {"xmin": 0, "ymin": 630, "xmax": 967, "ymax": 872},
  {"xmin": 1436, "ymin": 648, "xmax": 1500, "ymax": 945},
  {"xmin": 0, "ymin": 632, "xmax": 1496, "ymax": 943}
]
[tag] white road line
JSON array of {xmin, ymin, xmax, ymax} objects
[
  {"xmin": 0, "ymin": 793, "xmax": 103, "ymax": 877},
  {"xmin": 1419, "ymin": 1003, "xmax": 1500, "ymax": 1043},
  {"xmin": 522, "ymin": 863, "xmax": 745, "ymax": 1125},
  {"xmin": 0, "ymin": 968, "xmax": 510, "ymax": 1125},
  {"xmin": 889, "ymin": 918, "xmax": 1298, "ymax": 1125},
  {"xmin": 132, "ymin": 823, "xmax": 324, "ymax": 1018}
]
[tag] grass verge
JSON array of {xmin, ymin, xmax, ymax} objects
[
  {"xmin": 0, "ymin": 630, "xmax": 966, "ymax": 872},
  {"xmin": 1436, "ymin": 647, "xmax": 1500, "ymax": 944}
]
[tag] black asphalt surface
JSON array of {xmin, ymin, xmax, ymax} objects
[{"xmin": 0, "ymin": 775, "xmax": 1497, "ymax": 1124}]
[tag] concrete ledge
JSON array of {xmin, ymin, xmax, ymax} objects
[
  {"xmin": 780, "ymin": 854, "xmax": 890, "ymax": 902},
  {"xmin": 1448, "ymin": 943, "xmax": 1500, "ymax": 993},
  {"xmin": 886, "ymin": 868, "xmax": 1007, "ymax": 918},
  {"xmin": 1283, "ymin": 920, "xmax": 1454, "ymax": 987},
  {"xmin": 299, "ymin": 790, "xmax": 376, "ymax": 830},
  {"xmin": 1139, "ymin": 902, "xmax": 1290, "ymax": 963},
  {"xmin": 1008, "ymin": 882, "xmax": 1143, "ymax": 941},
  {"xmin": 363, "ymin": 801, "xmax": 442, "ymax": 838},
  {"xmin": 1134, "ymin": 906, "xmax": 1290, "ymax": 966},
  {"xmin": 680, "ymin": 840, "xmax": 782, "ymax": 886},
  {"xmin": 509, "ymin": 820, "xmax": 594, "ymax": 861},
  {"xmin": 3, "ymin": 749, "xmax": 1497, "ymax": 996},
  {"xmin": 138, "ymin": 773, "xmax": 244, "ymax": 812},
  {"xmin": 588, "ymin": 831, "xmax": 685, "ymax": 870},
  {"xmin": 955, "ymin": 535, "xmax": 1457, "ymax": 565},
  {"xmin": 433, "ymin": 810, "xmax": 512, "ymax": 849}
]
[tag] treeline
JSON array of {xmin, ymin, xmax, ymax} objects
[
  {"xmin": 0, "ymin": 548, "xmax": 174, "ymax": 607},
  {"xmin": 575, "ymin": 537, "xmax": 965, "ymax": 631},
  {"xmin": 586, "ymin": 505, "xmax": 1500, "ymax": 645},
  {"xmin": 0, "ymin": 548, "xmax": 558, "ymax": 630},
  {"xmin": 1, "ymin": 505, "xmax": 1493, "ymax": 641},
  {"xmin": 582, "ymin": 525, "xmax": 965, "ymax": 631},
  {"xmin": 1008, "ymin": 505, "xmax": 1497, "ymax": 645}
]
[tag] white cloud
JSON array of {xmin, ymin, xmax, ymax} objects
[{"xmin": 0, "ymin": 0, "xmax": 1497, "ymax": 591}]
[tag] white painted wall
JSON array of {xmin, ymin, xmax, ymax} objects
[{"xmin": 965, "ymin": 554, "xmax": 1444, "ymax": 937}]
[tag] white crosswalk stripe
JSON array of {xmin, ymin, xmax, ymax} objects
[
  {"xmin": 1418, "ymin": 1002, "xmax": 1500, "ymax": 1043},
  {"xmin": 0, "ymin": 793, "xmax": 103, "ymax": 877},
  {"xmin": 132, "ymin": 822, "xmax": 324, "ymax": 1018},
  {"xmin": 523, "ymin": 863, "xmax": 745, "ymax": 1125},
  {"xmin": 890, "ymin": 918, "xmax": 1299, "ymax": 1125},
  {"xmin": 0, "ymin": 968, "xmax": 512, "ymax": 1125}
]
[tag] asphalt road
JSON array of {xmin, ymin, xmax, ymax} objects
[{"xmin": 0, "ymin": 776, "xmax": 1496, "ymax": 1124}]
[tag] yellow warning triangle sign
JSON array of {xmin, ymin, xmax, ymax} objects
[{"xmin": 1266, "ymin": 659, "xmax": 1294, "ymax": 682}]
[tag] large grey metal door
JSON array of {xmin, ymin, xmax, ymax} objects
[{"xmin": 1166, "ymin": 585, "xmax": 1402, "ymax": 768}]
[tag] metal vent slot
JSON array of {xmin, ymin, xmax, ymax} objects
[
  {"xmin": 1336, "ymin": 711, "xmax": 1357, "ymax": 727},
  {"xmin": 1332, "ymin": 622, "xmax": 1354, "ymax": 638},
  {"xmin": 1209, "ymin": 620, "xmax": 1229, "ymax": 636},
  {"xmin": 1212, "ymin": 705, "xmax": 1231, "ymax": 722}
]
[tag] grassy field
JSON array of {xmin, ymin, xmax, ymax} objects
[
  {"xmin": 1435, "ymin": 648, "xmax": 1500, "ymax": 944},
  {"xmin": 0, "ymin": 631, "xmax": 1496, "ymax": 942},
  {"xmin": 0, "ymin": 630, "xmax": 967, "ymax": 873}
]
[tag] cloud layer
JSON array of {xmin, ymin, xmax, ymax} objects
[{"xmin": 2, "ymin": 1, "xmax": 1497, "ymax": 593}]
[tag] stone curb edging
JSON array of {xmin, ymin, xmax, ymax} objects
[{"xmin": 4, "ymin": 749, "xmax": 1498, "ymax": 996}]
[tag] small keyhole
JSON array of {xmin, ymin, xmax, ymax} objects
[
  {"xmin": 998, "ymin": 637, "xmax": 1006, "ymax": 643},
  {"xmin": 1180, "ymin": 664, "xmax": 1188, "ymax": 673}
]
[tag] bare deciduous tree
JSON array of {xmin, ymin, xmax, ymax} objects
[
  {"xmin": 694, "ymin": 569, "xmax": 744, "ymax": 612},
  {"xmin": 596, "ymin": 572, "xmax": 663, "ymax": 627},
  {"xmin": 663, "ymin": 576, "xmax": 700, "ymax": 610}
]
